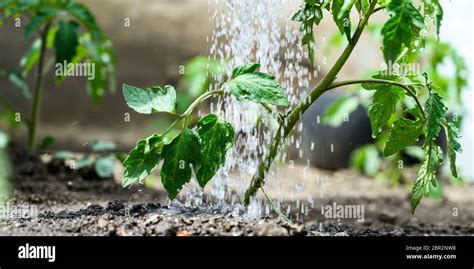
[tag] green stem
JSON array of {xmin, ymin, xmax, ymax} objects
[
  {"xmin": 182, "ymin": 89, "xmax": 224, "ymax": 118},
  {"xmin": 260, "ymin": 187, "xmax": 295, "ymax": 225},
  {"xmin": 325, "ymin": 78, "xmax": 426, "ymax": 121},
  {"xmin": 28, "ymin": 21, "xmax": 51, "ymax": 150},
  {"xmin": 244, "ymin": 0, "xmax": 378, "ymax": 205}
]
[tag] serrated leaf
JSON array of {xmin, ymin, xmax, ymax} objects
[
  {"xmin": 381, "ymin": 0, "xmax": 425, "ymax": 63},
  {"xmin": 227, "ymin": 63, "xmax": 289, "ymax": 107},
  {"xmin": 424, "ymin": 90, "xmax": 446, "ymax": 141},
  {"xmin": 292, "ymin": 0, "xmax": 324, "ymax": 65},
  {"xmin": 411, "ymin": 143, "xmax": 443, "ymax": 213},
  {"xmin": 195, "ymin": 114, "xmax": 234, "ymax": 188},
  {"xmin": 54, "ymin": 20, "xmax": 79, "ymax": 66},
  {"xmin": 368, "ymin": 86, "xmax": 404, "ymax": 137},
  {"xmin": 160, "ymin": 129, "xmax": 201, "ymax": 199},
  {"xmin": 95, "ymin": 156, "xmax": 115, "ymax": 178},
  {"xmin": 332, "ymin": 0, "xmax": 354, "ymax": 41},
  {"xmin": 322, "ymin": 95, "xmax": 359, "ymax": 127},
  {"xmin": 444, "ymin": 122, "xmax": 462, "ymax": 178},
  {"xmin": 67, "ymin": 2, "xmax": 103, "ymax": 41},
  {"xmin": 384, "ymin": 118, "xmax": 422, "ymax": 156},
  {"xmin": 122, "ymin": 134, "xmax": 163, "ymax": 187},
  {"xmin": 123, "ymin": 84, "xmax": 177, "ymax": 114}
]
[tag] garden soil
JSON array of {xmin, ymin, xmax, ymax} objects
[{"xmin": 1, "ymin": 144, "xmax": 473, "ymax": 236}]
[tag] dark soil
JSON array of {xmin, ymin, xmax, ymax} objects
[{"xmin": 1, "ymin": 144, "xmax": 473, "ymax": 236}]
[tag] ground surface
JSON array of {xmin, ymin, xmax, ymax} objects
[{"xmin": 1, "ymin": 144, "xmax": 473, "ymax": 236}]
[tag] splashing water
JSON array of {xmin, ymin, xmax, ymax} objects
[{"xmin": 186, "ymin": 0, "xmax": 313, "ymax": 218}]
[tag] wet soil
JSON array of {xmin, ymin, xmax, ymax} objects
[{"xmin": 1, "ymin": 144, "xmax": 473, "ymax": 236}]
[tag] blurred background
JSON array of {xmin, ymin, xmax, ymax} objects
[{"xmin": 1, "ymin": 0, "xmax": 472, "ymax": 184}]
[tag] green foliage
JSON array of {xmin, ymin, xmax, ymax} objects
[
  {"xmin": 195, "ymin": 114, "xmax": 234, "ymax": 187},
  {"xmin": 381, "ymin": 0, "xmax": 425, "ymax": 63},
  {"xmin": 293, "ymin": 0, "xmax": 463, "ymax": 213},
  {"xmin": 292, "ymin": 0, "xmax": 328, "ymax": 64},
  {"xmin": 424, "ymin": 89, "xmax": 446, "ymax": 142},
  {"xmin": 367, "ymin": 85, "xmax": 405, "ymax": 137},
  {"xmin": 227, "ymin": 63, "xmax": 289, "ymax": 107},
  {"xmin": 121, "ymin": 62, "xmax": 287, "ymax": 199},
  {"xmin": 384, "ymin": 118, "xmax": 422, "ymax": 156},
  {"xmin": 0, "ymin": 0, "xmax": 116, "ymax": 149},
  {"xmin": 411, "ymin": 143, "xmax": 443, "ymax": 213},
  {"xmin": 54, "ymin": 140, "xmax": 119, "ymax": 179},
  {"xmin": 123, "ymin": 134, "xmax": 163, "ymax": 187},
  {"xmin": 53, "ymin": 20, "xmax": 79, "ymax": 67},
  {"xmin": 160, "ymin": 129, "xmax": 201, "ymax": 199},
  {"xmin": 123, "ymin": 84, "xmax": 177, "ymax": 114},
  {"xmin": 0, "ymin": 130, "xmax": 12, "ymax": 204}
]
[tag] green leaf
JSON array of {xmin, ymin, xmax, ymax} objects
[
  {"xmin": 123, "ymin": 134, "xmax": 163, "ymax": 187},
  {"xmin": 38, "ymin": 135, "xmax": 54, "ymax": 151},
  {"xmin": 227, "ymin": 63, "xmax": 289, "ymax": 107},
  {"xmin": 160, "ymin": 129, "xmax": 201, "ymax": 199},
  {"xmin": 67, "ymin": 2, "xmax": 103, "ymax": 41},
  {"xmin": 195, "ymin": 114, "xmax": 234, "ymax": 188},
  {"xmin": 7, "ymin": 71, "xmax": 30, "ymax": 100},
  {"xmin": 91, "ymin": 140, "xmax": 116, "ymax": 153},
  {"xmin": 54, "ymin": 20, "xmax": 79, "ymax": 65},
  {"xmin": 95, "ymin": 156, "xmax": 115, "ymax": 178},
  {"xmin": 123, "ymin": 84, "xmax": 177, "ymax": 114},
  {"xmin": 24, "ymin": 12, "xmax": 51, "ymax": 40},
  {"xmin": 444, "ymin": 122, "xmax": 462, "ymax": 178},
  {"xmin": 20, "ymin": 39, "xmax": 41, "ymax": 77},
  {"xmin": 411, "ymin": 143, "xmax": 443, "ymax": 213},
  {"xmin": 368, "ymin": 86, "xmax": 404, "ymax": 137},
  {"xmin": 292, "ymin": 0, "xmax": 325, "ymax": 65},
  {"xmin": 381, "ymin": 0, "xmax": 425, "ymax": 63},
  {"xmin": 322, "ymin": 95, "xmax": 359, "ymax": 127},
  {"xmin": 424, "ymin": 90, "xmax": 446, "ymax": 141},
  {"xmin": 332, "ymin": 0, "xmax": 354, "ymax": 41},
  {"xmin": 231, "ymin": 62, "xmax": 260, "ymax": 78},
  {"xmin": 384, "ymin": 118, "xmax": 422, "ymax": 156}
]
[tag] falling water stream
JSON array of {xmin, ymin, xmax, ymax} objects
[{"xmin": 173, "ymin": 0, "xmax": 324, "ymax": 222}]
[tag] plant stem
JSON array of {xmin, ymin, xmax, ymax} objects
[
  {"xmin": 182, "ymin": 89, "xmax": 224, "ymax": 118},
  {"xmin": 28, "ymin": 21, "xmax": 51, "ymax": 150},
  {"xmin": 244, "ymin": 0, "xmax": 378, "ymax": 205},
  {"xmin": 325, "ymin": 78, "xmax": 426, "ymax": 121},
  {"xmin": 260, "ymin": 187, "xmax": 295, "ymax": 225}
]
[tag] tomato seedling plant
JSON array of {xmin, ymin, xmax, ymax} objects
[{"xmin": 122, "ymin": 0, "xmax": 461, "ymax": 214}]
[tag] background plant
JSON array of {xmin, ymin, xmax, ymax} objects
[
  {"xmin": 54, "ymin": 140, "xmax": 119, "ymax": 179},
  {"xmin": 321, "ymin": 32, "xmax": 468, "ymax": 189},
  {"xmin": 0, "ymin": 0, "xmax": 116, "ymax": 150}
]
